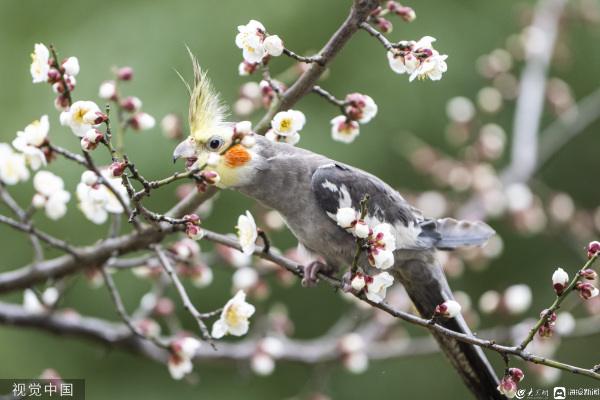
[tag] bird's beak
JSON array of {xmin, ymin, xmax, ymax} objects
[{"xmin": 173, "ymin": 137, "xmax": 197, "ymax": 164}]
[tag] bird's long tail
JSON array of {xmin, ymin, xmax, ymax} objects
[{"xmin": 393, "ymin": 255, "xmax": 504, "ymax": 400}]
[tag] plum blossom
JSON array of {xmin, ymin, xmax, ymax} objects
[
  {"xmin": 60, "ymin": 101, "xmax": 103, "ymax": 136},
  {"xmin": 98, "ymin": 80, "xmax": 118, "ymax": 100},
  {"xmin": 236, "ymin": 20, "xmax": 267, "ymax": 63},
  {"xmin": 263, "ymin": 35, "xmax": 284, "ymax": 57},
  {"xmin": 0, "ymin": 143, "xmax": 29, "ymax": 185},
  {"xmin": 61, "ymin": 57, "xmax": 79, "ymax": 76},
  {"xmin": 409, "ymin": 51, "xmax": 448, "ymax": 82},
  {"xmin": 168, "ymin": 355, "xmax": 193, "ymax": 380},
  {"xmin": 30, "ymin": 43, "xmax": 50, "ymax": 83},
  {"xmin": 13, "ymin": 115, "xmax": 49, "ymax": 170},
  {"xmin": 237, "ymin": 211, "xmax": 258, "ymax": 255},
  {"xmin": 76, "ymin": 168, "xmax": 128, "ymax": 224},
  {"xmin": 131, "ymin": 112, "xmax": 156, "ymax": 131},
  {"xmin": 551, "ymin": 267, "xmax": 569, "ymax": 296},
  {"xmin": 367, "ymin": 223, "xmax": 397, "ymax": 269},
  {"xmin": 211, "ymin": 290, "xmax": 256, "ymax": 338},
  {"xmin": 336, "ymin": 207, "xmax": 358, "ymax": 229},
  {"xmin": 387, "ymin": 37, "xmax": 448, "ymax": 82},
  {"xmin": 271, "ymin": 110, "xmax": 305, "ymax": 136},
  {"xmin": 331, "ymin": 116, "xmax": 360, "ymax": 143},
  {"xmin": 345, "ymin": 93, "xmax": 377, "ymax": 124},
  {"xmin": 364, "ymin": 272, "xmax": 394, "ymax": 303},
  {"xmin": 33, "ymin": 171, "xmax": 70, "ymax": 220}
]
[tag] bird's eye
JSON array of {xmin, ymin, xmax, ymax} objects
[{"xmin": 207, "ymin": 137, "xmax": 225, "ymax": 151}]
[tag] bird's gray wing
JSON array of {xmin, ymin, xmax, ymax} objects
[{"xmin": 310, "ymin": 163, "xmax": 441, "ymax": 250}]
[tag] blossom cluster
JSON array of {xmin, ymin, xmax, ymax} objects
[
  {"xmin": 498, "ymin": 368, "xmax": 524, "ymax": 398},
  {"xmin": 335, "ymin": 207, "xmax": 397, "ymax": 303},
  {"xmin": 76, "ymin": 169, "xmax": 128, "ymax": 224},
  {"xmin": 330, "ymin": 93, "xmax": 378, "ymax": 144},
  {"xmin": 30, "ymin": 43, "xmax": 80, "ymax": 110},
  {"xmin": 387, "ymin": 36, "xmax": 448, "ymax": 82},
  {"xmin": 368, "ymin": 1, "xmax": 416, "ymax": 35},
  {"xmin": 236, "ymin": 20, "xmax": 284, "ymax": 65}
]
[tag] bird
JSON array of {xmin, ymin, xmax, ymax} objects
[{"xmin": 173, "ymin": 54, "xmax": 504, "ymax": 400}]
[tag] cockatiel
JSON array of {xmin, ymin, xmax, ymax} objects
[{"xmin": 174, "ymin": 55, "xmax": 504, "ymax": 400}]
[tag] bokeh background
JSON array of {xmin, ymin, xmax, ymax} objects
[{"xmin": 1, "ymin": 0, "xmax": 600, "ymax": 398}]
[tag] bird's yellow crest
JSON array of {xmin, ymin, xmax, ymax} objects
[{"xmin": 185, "ymin": 48, "xmax": 228, "ymax": 141}]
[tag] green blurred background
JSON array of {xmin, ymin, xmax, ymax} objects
[{"xmin": 1, "ymin": 0, "xmax": 600, "ymax": 398}]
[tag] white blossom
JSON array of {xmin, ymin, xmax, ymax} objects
[
  {"xmin": 336, "ymin": 207, "xmax": 357, "ymax": 229},
  {"xmin": 271, "ymin": 110, "xmax": 305, "ymax": 136},
  {"xmin": 61, "ymin": 57, "xmax": 80, "ymax": 76},
  {"xmin": 364, "ymin": 272, "xmax": 394, "ymax": 303},
  {"xmin": 264, "ymin": 35, "xmax": 284, "ymax": 57},
  {"xmin": 23, "ymin": 289, "xmax": 45, "ymax": 314},
  {"xmin": 33, "ymin": 170, "xmax": 63, "ymax": 197},
  {"xmin": 409, "ymin": 50, "xmax": 448, "ymax": 82},
  {"xmin": 251, "ymin": 353, "xmax": 275, "ymax": 376},
  {"xmin": 131, "ymin": 112, "xmax": 156, "ymax": 131},
  {"xmin": 98, "ymin": 80, "xmax": 117, "ymax": 100},
  {"xmin": 284, "ymin": 132, "xmax": 300, "ymax": 145},
  {"xmin": 236, "ymin": 20, "xmax": 267, "ymax": 63},
  {"xmin": 233, "ymin": 266, "xmax": 259, "ymax": 291},
  {"xmin": 331, "ymin": 115, "xmax": 360, "ymax": 143},
  {"xmin": 436, "ymin": 300, "xmax": 461, "ymax": 318},
  {"xmin": 60, "ymin": 101, "xmax": 102, "ymax": 137},
  {"xmin": 171, "ymin": 337, "xmax": 201, "ymax": 359},
  {"xmin": 235, "ymin": 120, "xmax": 252, "ymax": 135},
  {"xmin": 30, "ymin": 43, "xmax": 50, "ymax": 83},
  {"xmin": 237, "ymin": 211, "xmax": 258, "ymax": 255},
  {"xmin": 33, "ymin": 171, "xmax": 70, "ymax": 220},
  {"xmin": 76, "ymin": 168, "xmax": 128, "ymax": 224},
  {"xmin": 211, "ymin": 290, "xmax": 256, "ymax": 338},
  {"xmin": 0, "ymin": 143, "xmax": 29, "ymax": 185},
  {"xmin": 168, "ymin": 355, "xmax": 193, "ymax": 380},
  {"xmin": 15, "ymin": 115, "xmax": 49, "ymax": 147}
]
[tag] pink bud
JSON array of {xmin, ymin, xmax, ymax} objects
[
  {"xmin": 540, "ymin": 309, "xmax": 557, "ymax": 322},
  {"xmin": 109, "ymin": 161, "xmax": 127, "ymax": 177},
  {"xmin": 186, "ymin": 224, "xmax": 204, "ymax": 240},
  {"xmin": 153, "ymin": 297, "xmax": 175, "ymax": 316},
  {"xmin": 238, "ymin": 61, "xmax": 259, "ymax": 76},
  {"xmin": 80, "ymin": 137, "xmax": 98, "ymax": 152},
  {"xmin": 183, "ymin": 214, "xmax": 200, "ymax": 226},
  {"xmin": 386, "ymin": 1, "xmax": 399, "ymax": 11},
  {"xmin": 86, "ymin": 129, "xmax": 104, "ymax": 144},
  {"xmin": 538, "ymin": 323, "xmax": 554, "ymax": 338},
  {"xmin": 508, "ymin": 368, "xmax": 524, "ymax": 383},
  {"xmin": 117, "ymin": 66, "xmax": 134, "ymax": 81},
  {"xmin": 551, "ymin": 268, "xmax": 569, "ymax": 296},
  {"xmin": 120, "ymin": 96, "xmax": 142, "ymax": 112},
  {"xmin": 421, "ymin": 48, "xmax": 433, "ymax": 57},
  {"xmin": 376, "ymin": 19, "xmax": 393, "ymax": 34},
  {"xmin": 581, "ymin": 268, "xmax": 598, "ymax": 280},
  {"xmin": 54, "ymin": 95, "xmax": 69, "ymax": 111},
  {"xmin": 498, "ymin": 376, "xmax": 517, "ymax": 398},
  {"xmin": 576, "ymin": 282, "xmax": 599, "ymax": 300},
  {"xmin": 83, "ymin": 111, "xmax": 106, "ymax": 125},
  {"xmin": 397, "ymin": 6, "xmax": 416, "ymax": 22},
  {"xmin": 588, "ymin": 241, "xmax": 600, "ymax": 259},
  {"xmin": 435, "ymin": 300, "xmax": 461, "ymax": 318},
  {"xmin": 201, "ymin": 171, "xmax": 220, "ymax": 185},
  {"xmin": 47, "ymin": 69, "xmax": 61, "ymax": 84},
  {"xmin": 370, "ymin": 6, "xmax": 383, "ymax": 17}
]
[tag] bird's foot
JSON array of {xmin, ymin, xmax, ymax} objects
[
  {"xmin": 302, "ymin": 261, "xmax": 338, "ymax": 287},
  {"xmin": 341, "ymin": 270, "xmax": 360, "ymax": 294}
]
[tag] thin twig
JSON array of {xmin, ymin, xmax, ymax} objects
[
  {"xmin": 282, "ymin": 48, "xmax": 324, "ymax": 65},
  {"xmin": 151, "ymin": 244, "xmax": 216, "ymax": 348},
  {"xmin": 359, "ymin": 21, "xmax": 395, "ymax": 51},
  {"xmin": 0, "ymin": 214, "xmax": 78, "ymax": 255},
  {"xmin": 46, "ymin": 143, "xmax": 89, "ymax": 167}
]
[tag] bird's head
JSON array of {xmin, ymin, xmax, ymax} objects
[{"xmin": 173, "ymin": 51, "xmax": 256, "ymax": 188}]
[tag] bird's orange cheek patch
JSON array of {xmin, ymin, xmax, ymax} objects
[{"xmin": 223, "ymin": 144, "xmax": 251, "ymax": 168}]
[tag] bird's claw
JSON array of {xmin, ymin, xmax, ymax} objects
[{"xmin": 302, "ymin": 261, "xmax": 338, "ymax": 287}]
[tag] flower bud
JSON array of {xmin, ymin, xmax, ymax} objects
[
  {"xmin": 238, "ymin": 60, "xmax": 259, "ymax": 76},
  {"xmin": 183, "ymin": 214, "xmax": 200, "ymax": 226},
  {"xmin": 397, "ymin": 6, "xmax": 416, "ymax": 22},
  {"xmin": 376, "ymin": 19, "xmax": 393, "ymax": 34},
  {"xmin": 186, "ymin": 224, "xmax": 204, "ymax": 240},
  {"xmin": 235, "ymin": 120, "xmax": 252, "ymax": 136},
  {"xmin": 85, "ymin": 129, "xmax": 103, "ymax": 144},
  {"xmin": 131, "ymin": 112, "xmax": 155, "ymax": 131},
  {"xmin": 540, "ymin": 309, "xmax": 557, "ymax": 322},
  {"xmin": 80, "ymin": 137, "xmax": 98, "ymax": 152},
  {"xmin": 109, "ymin": 161, "xmax": 127, "ymax": 178},
  {"xmin": 498, "ymin": 376, "xmax": 517, "ymax": 398},
  {"xmin": 370, "ymin": 6, "xmax": 383, "ymax": 17},
  {"xmin": 386, "ymin": 1, "xmax": 399, "ymax": 11},
  {"xmin": 576, "ymin": 282, "xmax": 599, "ymax": 300},
  {"xmin": 241, "ymin": 134, "xmax": 256, "ymax": 149},
  {"xmin": 54, "ymin": 95, "xmax": 69, "ymax": 111},
  {"xmin": 117, "ymin": 66, "xmax": 134, "ymax": 81},
  {"xmin": 435, "ymin": 300, "xmax": 461, "ymax": 318},
  {"xmin": 264, "ymin": 35, "xmax": 284, "ymax": 57},
  {"xmin": 201, "ymin": 171, "xmax": 220, "ymax": 185},
  {"xmin": 538, "ymin": 323, "xmax": 554, "ymax": 338},
  {"xmin": 435, "ymin": 300, "xmax": 460, "ymax": 318},
  {"xmin": 284, "ymin": 132, "xmax": 300, "ymax": 145},
  {"xmin": 206, "ymin": 152, "xmax": 221, "ymax": 167},
  {"xmin": 81, "ymin": 170, "xmax": 98, "ymax": 186},
  {"xmin": 99, "ymin": 80, "xmax": 118, "ymax": 100},
  {"xmin": 508, "ymin": 368, "xmax": 524, "ymax": 383},
  {"xmin": 354, "ymin": 220, "xmax": 370, "ymax": 238},
  {"xmin": 552, "ymin": 267, "xmax": 569, "ymax": 296},
  {"xmin": 61, "ymin": 57, "xmax": 80, "ymax": 76},
  {"xmin": 581, "ymin": 268, "xmax": 598, "ymax": 280},
  {"xmin": 336, "ymin": 207, "xmax": 357, "ymax": 229},
  {"xmin": 83, "ymin": 111, "xmax": 106, "ymax": 125},
  {"xmin": 46, "ymin": 69, "xmax": 61, "ymax": 84},
  {"xmin": 588, "ymin": 241, "xmax": 600, "ymax": 258},
  {"xmin": 351, "ymin": 273, "xmax": 366, "ymax": 291},
  {"xmin": 120, "ymin": 96, "xmax": 142, "ymax": 112},
  {"xmin": 404, "ymin": 53, "xmax": 420, "ymax": 71}
]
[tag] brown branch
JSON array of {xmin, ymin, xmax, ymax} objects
[{"xmin": 254, "ymin": 0, "xmax": 384, "ymax": 134}]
